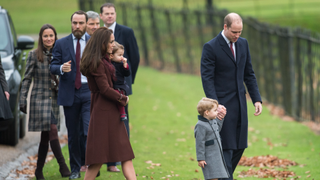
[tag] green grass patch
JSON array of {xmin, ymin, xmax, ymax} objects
[
  {"xmin": 1, "ymin": 0, "xmax": 78, "ymax": 34},
  {"xmin": 37, "ymin": 67, "xmax": 320, "ymax": 179}
]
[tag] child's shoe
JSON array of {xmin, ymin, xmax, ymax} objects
[{"xmin": 121, "ymin": 114, "xmax": 127, "ymax": 121}]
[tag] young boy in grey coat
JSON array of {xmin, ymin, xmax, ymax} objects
[{"xmin": 194, "ymin": 97, "xmax": 230, "ymax": 180}]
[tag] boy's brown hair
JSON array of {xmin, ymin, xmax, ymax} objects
[
  {"xmin": 112, "ymin": 41, "xmax": 124, "ymax": 54},
  {"xmin": 197, "ymin": 97, "xmax": 218, "ymax": 116}
]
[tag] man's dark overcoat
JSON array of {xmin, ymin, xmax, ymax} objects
[{"xmin": 200, "ymin": 32, "xmax": 262, "ymax": 149}]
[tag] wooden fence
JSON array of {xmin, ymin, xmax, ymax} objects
[{"xmin": 79, "ymin": 0, "xmax": 320, "ymax": 122}]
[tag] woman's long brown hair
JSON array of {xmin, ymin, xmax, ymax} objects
[
  {"xmin": 36, "ymin": 24, "xmax": 58, "ymax": 62},
  {"xmin": 80, "ymin": 27, "xmax": 114, "ymax": 77}
]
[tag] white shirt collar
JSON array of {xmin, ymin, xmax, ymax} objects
[
  {"xmin": 221, "ymin": 30, "xmax": 231, "ymax": 45},
  {"xmin": 105, "ymin": 22, "xmax": 116, "ymax": 34}
]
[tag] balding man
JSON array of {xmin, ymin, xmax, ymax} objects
[
  {"xmin": 200, "ymin": 13, "xmax": 262, "ymax": 180},
  {"xmin": 86, "ymin": 11, "xmax": 100, "ymax": 36}
]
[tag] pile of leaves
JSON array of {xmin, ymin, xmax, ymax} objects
[
  {"xmin": 238, "ymin": 168, "xmax": 296, "ymax": 178},
  {"xmin": 239, "ymin": 155, "xmax": 298, "ymax": 168},
  {"xmin": 9, "ymin": 135, "xmax": 68, "ymax": 179},
  {"xmin": 237, "ymin": 155, "xmax": 299, "ymax": 179}
]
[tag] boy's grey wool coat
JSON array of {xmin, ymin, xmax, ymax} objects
[
  {"xmin": 194, "ymin": 115, "xmax": 229, "ymax": 179},
  {"xmin": 20, "ymin": 50, "xmax": 60, "ymax": 131}
]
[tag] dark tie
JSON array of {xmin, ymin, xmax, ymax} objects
[
  {"xmin": 230, "ymin": 42, "xmax": 235, "ymax": 59},
  {"xmin": 75, "ymin": 38, "xmax": 81, "ymax": 89}
]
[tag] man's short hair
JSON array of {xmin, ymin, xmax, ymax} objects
[
  {"xmin": 224, "ymin": 13, "xmax": 242, "ymax": 28},
  {"xmin": 71, "ymin": 10, "xmax": 88, "ymax": 22},
  {"xmin": 86, "ymin": 11, "xmax": 100, "ymax": 20},
  {"xmin": 197, "ymin": 97, "xmax": 218, "ymax": 116},
  {"xmin": 100, "ymin": 3, "xmax": 116, "ymax": 14}
]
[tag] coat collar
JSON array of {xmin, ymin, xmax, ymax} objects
[
  {"xmin": 114, "ymin": 24, "xmax": 121, "ymax": 41},
  {"xmin": 218, "ymin": 32, "xmax": 235, "ymax": 64},
  {"xmin": 198, "ymin": 115, "xmax": 209, "ymax": 122},
  {"xmin": 217, "ymin": 32, "xmax": 242, "ymax": 65}
]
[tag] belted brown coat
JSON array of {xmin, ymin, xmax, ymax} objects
[{"xmin": 85, "ymin": 59, "xmax": 134, "ymax": 165}]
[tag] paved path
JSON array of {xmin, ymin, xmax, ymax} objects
[{"xmin": 0, "ymin": 78, "xmax": 67, "ymax": 180}]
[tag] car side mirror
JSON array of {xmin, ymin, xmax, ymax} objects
[{"xmin": 17, "ymin": 36, "xmax": 34, "ymax": 50}]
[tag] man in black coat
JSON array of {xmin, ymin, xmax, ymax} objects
[
  {"xmin": 200, "ymin": 13, "xmax": 262, "ymax": 180},
  {"xmin": 99, "ymin": 2, "xmax": 140, "ymax": 172}
]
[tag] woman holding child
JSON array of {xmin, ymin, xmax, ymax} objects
[{"xmin": 80, "ymin": 27, "xmax": 136, "ymax": 180}]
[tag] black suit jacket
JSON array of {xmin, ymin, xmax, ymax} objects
[
  {"xmin": 114, "ymin": 23, "xmax": 140, "ymax": 95},
  {"xmin": 200, "ymin": 32, "xmax": 261, "ymax": 149}
]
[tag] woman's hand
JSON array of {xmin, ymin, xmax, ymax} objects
[
  {"xmin": 126, "ymin": 96, "xmax": 129, "ymax": 105},
  {"xmin": 4, "ymin": 91, "xmax": 10, "ymax": 100},
  {"xmin": 20, "ymin": 104, "xmax": 27, "ymax": 114}
]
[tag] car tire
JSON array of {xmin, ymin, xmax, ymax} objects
[{"xmin": 0, "ymin": 106, "xmax": 20, "ymax": 146}]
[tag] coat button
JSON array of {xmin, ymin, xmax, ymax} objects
[{"xmin": 49, "ymin": 97, "xmax": 51, "ymax": 99}]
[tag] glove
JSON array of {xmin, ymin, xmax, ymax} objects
[{"xmin": 20, "ymin": 104, "xmax": 27, "ymax": 114}]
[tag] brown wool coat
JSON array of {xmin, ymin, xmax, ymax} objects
[
  {"xmin": 85, "ymin": 60, "xmax": 134, "ymax": 165},
  {"xmin": 19, "ymin": 50, "xmax": 60, "ymax": 131}
]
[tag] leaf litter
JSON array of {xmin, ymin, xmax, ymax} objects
[{"xmin": 237, "ymin": 155, "xmax": 302, "ymax": 179}]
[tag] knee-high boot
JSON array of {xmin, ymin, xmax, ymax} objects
[
  {"xmin": 35, "ymin": 143, "xmax": 48, "ymax": 180},
  {"xmin": 50, "ymin": 139, "xmax": 71, "ymax": 177}
]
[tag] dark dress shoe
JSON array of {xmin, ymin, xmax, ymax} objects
[
  {"xmin": 69, "ymin": 172, "xmax": 81, "ymax": 179},
  {"xmin": 96, "ymin": 170, "xmax": 100, "ymax": 177}
]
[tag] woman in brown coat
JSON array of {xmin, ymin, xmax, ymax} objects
[
  {"xmin": 19, "ymin": 24, "xmax": 70, "ymax": 180},
  {"xmin": 80, "ymin": 27, "xmax": 136, "ymax": 180}
]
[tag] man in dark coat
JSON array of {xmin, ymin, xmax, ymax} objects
[
  {"xmin": 200, "ymin": 12, "xmax": 262, "ymax": 180},
  {"xmin": 99, "ymin": 2, "xmax": 140, "ymax": 173},
  {"xmin": 50, "ymin": 10, "xmax": 91, "ymax": 179}
]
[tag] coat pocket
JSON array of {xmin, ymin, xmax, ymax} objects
[{"xmin": 205, "ymin": 139, "xmax": 214, "ymax": 146}]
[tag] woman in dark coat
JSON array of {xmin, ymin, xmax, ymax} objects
[
  {"xmin": 80, "ymin": 27, "xmax": 136, "ymax": 180},
  {"xmin": 19, "ymin": 24, "xmax": 70, "ymax": 180},
  {"xmin": 0, "ymin": 56, "xmax": 13, "ymax": 120}
]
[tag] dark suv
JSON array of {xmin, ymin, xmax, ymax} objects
[{"xmin": 0, "ymin": 6, "xmax": 34, "ymax": 146}]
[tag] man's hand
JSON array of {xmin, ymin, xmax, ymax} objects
[
  {"xmin": 62, "ymin": 60, "xmax": 72, "ymax": 72},
  {"xmin": 217, "ymin": 104, "xmax": 227, "ymax": 120},
  {"xmin": 198, "ymin": 160, "xmax": 207, "ymax": 168},
  {"xmin": 254, "ymin": 102, "xmax": 262, "ymax": 116},
  {"xmin": 4, "ymin": 91, "xmax": 10, "ymax": 100}
]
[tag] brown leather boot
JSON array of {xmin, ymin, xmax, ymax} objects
[
  {"xmin": 50, "ymin": 139, "xmax": 71, "ymax": 177},
  {"xmin": 35, "ymin": 143, "xmax": 48, "ymax": 180}
]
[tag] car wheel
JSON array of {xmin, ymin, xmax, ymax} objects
[{"xmin": 0, "ymin": 106, "xmax": 20, "ymax": 146}]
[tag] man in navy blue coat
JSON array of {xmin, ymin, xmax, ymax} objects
[
  {"xmin": 50, "ymin": 10, "xmax": 91, "ymax": 179},
  {"xmin": 99, "ymin": 2, "xmax": 140, "ymax": 172},
  {"xmin": 200, "ymin": 13, "xmax": 262, "ymax": 180}
]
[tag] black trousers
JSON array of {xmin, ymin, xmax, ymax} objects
[{"xmin": 219, "ymin": 149, "xmax": 244, "ymax": 180}]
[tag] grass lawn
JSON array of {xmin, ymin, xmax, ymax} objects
[
  {"xmin": 37, "ymin": 67, "xmax": 320, "ymax": 179},
  {"xmin": 2, "ymin": 0, "xmax": 319, "ymax": 34}
]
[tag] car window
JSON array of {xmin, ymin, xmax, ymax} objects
[
  {"xmin": 8, "ymin": 13, "xmax": 17, "ymax": 48},
  {"xmin": 0, "ymin": 14, "xmax": 11, "ymax": 57}
]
